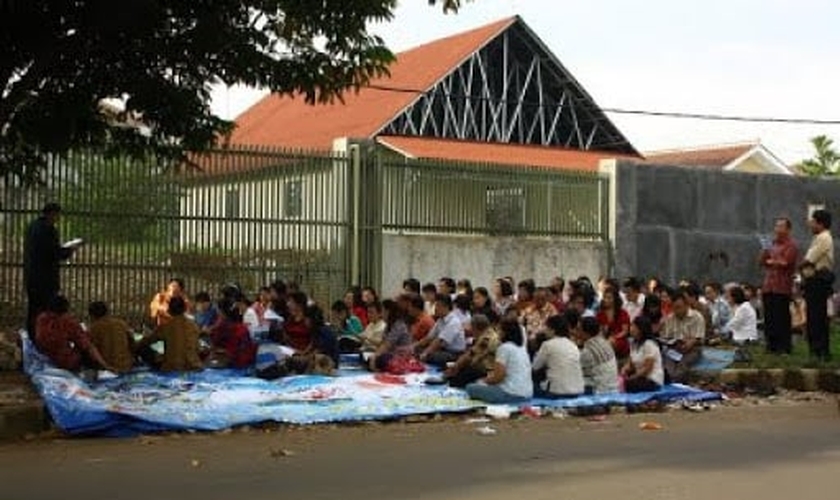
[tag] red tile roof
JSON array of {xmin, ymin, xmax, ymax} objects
[
  {"xmin": 378, "ymin": 136, "xmax": 633, "ymax": 173},
  {"xmin": 643, "ymin": 142, "xmax": 757, "ymax": 169},
  {"xmin": 229, "ymin": 18, "xmax": 517, "ymax": 150}
]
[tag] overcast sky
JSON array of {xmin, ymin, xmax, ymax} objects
[{"xmin": 210, "ymin": 0, "xmax": 840, "ymax": 163}]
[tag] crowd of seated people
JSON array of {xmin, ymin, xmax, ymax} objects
[{"xmin": 32, "ymin": 273, "xmax": 768, "ymax": 404}]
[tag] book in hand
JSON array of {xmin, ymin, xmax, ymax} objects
[
  {"xmin": 62, "ymin": 238, "xmax": 84, "ymax": 249},
  {"xmin": 758, "ymin": 235, "xmax": 773, "ymax": 250}
]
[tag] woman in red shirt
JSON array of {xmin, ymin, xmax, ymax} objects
[
  {"xmin": 596, "ymin": 287, "xmax": 630, "ymax": 359},
  {"xmin": 283, "ymin": 292, "xmax": 313, "ymax": 352},
  {"xmin": 344, "ymin": 287, "xmax": 369, "ymax": 328},
  {"xmin": 210, "ymin": 298, "xmax": 257, "ymax": 369}
]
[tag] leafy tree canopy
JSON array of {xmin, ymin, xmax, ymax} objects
[
  {"xmin": 798, "ymin": 135, "xmax": 840, "ymax": 177},
  {"xmin": 0, "ymin": 0, "xmax": 468, "ymax": 181}
]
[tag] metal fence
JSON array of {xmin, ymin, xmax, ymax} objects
[
  {"xmin": 379, "ymin": 155, "xmax": 609, "ymax": 238},
  {"xmin": 0, "ymin": 147, "xmax": 352, "ymax": 328},
  {"xmin": 0, "ymin": 144, "xmax": 609, "ymax": 329}
]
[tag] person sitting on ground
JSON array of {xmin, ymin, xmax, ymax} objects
[
  {"xmin": 370, "ymin": 299, "xmax": 416, "ymax": 373},
  {"xmin": 193, "ymin": 291, "xmax": 219, "ymax": 334},
  {"xmin": 406, "ymin": 293, "xmax": 436, "ymax": 342},
  {"xmin": 656, "ymin": 284, "xmax": 674, "ymax": 317},
  {"xmin": 416, "ymin": 294, "xmax": 467, "ymax": 367},
  {"xmin": 622, "ymin": 277, "xmax": 646, "ymax": 321},
  {"xmin": 453, "ymin": 294, "xmax": 474, "ymax": 335},
  {"xmin": 344, "ymin": 287, "xmax": 369, "ymax": 328},
  {"xmin": 465, "ymin": 318, "xmax": 534, "ymax": 404},
  {"xmin": 456, "ymin": 279, "xmax": 474, "ymax": 298},
  {"xmin": 444, "ymin": 315, "xmax": 500, "ymax": 388},
  {"xmin": 403, "ymin": 278, "xmax": 421, "ymax": 295},
  {"xmin": 579, "ymin": 316, "xmax": 619, "ymax": 394},
  {"xmin": 704, "ymin": 282, "xmax": 731, "ymax": 338},
  {"xmin": 280, "ymin": 292, "xmax": 314, "ymax": 352},
  {"xmin": 532, "ymin": 315, "xmax": 584, "ymax": 399},
  {"xmin": 492, "ymin": 278, "xmax": 516, "ymax": 317},
  {"xmin": 641, "ymin": 293, "xmax": 664, "ymax": 335},
  {"xmin": 332, "ymin": 300, "xmax": 364, "ymax": 353},
  {"xmin": 268, "ymin": 280, "xmax": 289, "ymax": 319},
  {"xmin": 358, "ymin": 301, "xmax": 387, "ymax": 351},
  {"xmin": 150, "ymin": 278, "xmax": 190, "ymax": 326},
  {"xmin": 208, "ymin": 298, "xmax": 258, "ymax": 369},
  {"xmin": 683, "ymin": 282, "xmax": 713, "ymax": 340},
  {"xmin": 472, "ymin": 287, "xmax": 500, "ymax": 324},
  {"xmin": 362, "ymin": 286, "xmax": 379, "ymax": 307},
  {"xmin": 515, "ymin": 279, "xmax": 537, "ymax": 315},
  {"xmin": 660, "ymin": 290, "xmax": 706, "ymax": 383},
  {"xmin": 622, "ymin": 316, "xmax": 665, "ymax": 393},
  {"xmin": 36, "ymin": 295, "xmax": 114, "ymax": 373},
  {"xmin": 285, "ymin": 305, "xmax": 339, "ymax": 375},
  {"xmin": 596, "ymin": 287, "xmax": 630, "ymax": 360},
  {"xmin": 87, "ymin": 301, "xmax": 135, "ymax": 373},
  {"xmin": 421, "ymin": 283, "xmax": 438, "ymax": 317},
  {"xmin": 723, "ymin": 285, "xmax": 758, "ymax": 345},
  {"xmin": 523, "ymin": 287, "xmax": 558, "ymax": 350},
  {"xmin": 549, "ymin": 280, "xmax": 567, "ymax": 314},
  {"xmin": 135, "ymin": 296, "xmax": 203, "ymax": 372},
  {"xmin": 307, "ymin": 305, "xmax": 339, "ymax": 372},
  {"xmin": 242, "ymin": 287, "xmax": 272, "ymax": 330}
]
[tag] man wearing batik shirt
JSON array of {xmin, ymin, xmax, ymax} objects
[
  {"xmin": 760, "ymin": 217, "xmax": 799, "ymax": 355},
  {"xmin": 523, "ymin": 287, "xmax": 558, "ymax": 345}
]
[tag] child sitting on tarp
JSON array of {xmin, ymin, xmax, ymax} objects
[
  {"xmin": 135, "ymin": 296, "xmax": 203, "ymax": 372},
  {"xmin": 332, "ymin": 300, "xmax": 364, "ymax": 354}
]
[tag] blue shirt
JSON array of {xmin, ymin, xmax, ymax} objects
[{"xmin": 194, "ymin": 306, "xmax": 218, "ymax": 329}]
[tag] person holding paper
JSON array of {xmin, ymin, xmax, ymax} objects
[
  {"xmin": 24, "ymin": 203, "xmax": 80, "ymax": 338},
  {"xmin": 660, "ymin": 290, "xmax": 706, "ymax": 383},
  {"xmin": 759, "ymin": 217, "xmax": 799, "ymax": 354}
]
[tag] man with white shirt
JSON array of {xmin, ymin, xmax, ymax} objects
[
  {"xmin": 417, "ymin": 294, "xmax": 466, "ymax": 367},
  {"xmin": 802, "ymin": 209, "xmax": 835, "ymax": 361},
  {"xmin": 622, "ymin": 277, "xmax": 645, "ymax": 321}
]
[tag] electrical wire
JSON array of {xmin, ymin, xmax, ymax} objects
[{"xmin": 366, "ymin": 84, "xmax": 840, "ymax": 125}]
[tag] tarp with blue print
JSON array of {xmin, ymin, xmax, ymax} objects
[{"xmin": 23, "ymin": 337, "xmax": 722, "ymax": 437}]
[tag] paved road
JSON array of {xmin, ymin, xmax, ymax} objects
[{"xmin": 1, "ymin": 402, "xmax": 838, "ymax": 500}]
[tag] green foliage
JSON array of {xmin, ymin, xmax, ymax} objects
[
  {"xmin": 59, "ymin": 152, "xmax": 180, "ymax": 245},
  {"xmin": 798, "ymin": 135, "xmax": 840, "ymax": 177},
  {"xmin": 0, "ymin": 0, "xmax": 466, "ymax": 181}
]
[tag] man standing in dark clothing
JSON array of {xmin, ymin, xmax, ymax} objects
[
  {"xmin": 24, "ymin": 203, "xmax": 77, "ymax": 336},
  {"xmin": 802, "ymin": 209, "xmax": 835, "ymax": 361},
  {"xmin": 760, "ymin": 217, "xmax": 799, "ymax": 354}
]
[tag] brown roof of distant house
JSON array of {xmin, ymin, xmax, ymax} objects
[
  {"xmin": 228, "ymin": 17, "xmax": 517, "ymax": 149},
  {"xmin": 378, "ymin": 136, "xmax": 632, "ymax": 173},
  {"xmin": 642, "ymin": 142, "xmax": 757, "ymax": 169}
]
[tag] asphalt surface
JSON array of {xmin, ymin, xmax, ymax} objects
[{"xmin": 1, "ymin": 401, "xmax": 838, "ymax": 500}]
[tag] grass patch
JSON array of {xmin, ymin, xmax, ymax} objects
[{"xmin": 730, "ymin": 327, "xmax": 840, "ymax": 370}]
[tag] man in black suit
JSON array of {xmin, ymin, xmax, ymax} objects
[{"xmin": 24, "ymin": 203, "xmax": 77, "ymax": 337}]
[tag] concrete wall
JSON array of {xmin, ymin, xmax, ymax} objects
[
  {"xmin": 612, "ymin": 161, "xmax": 840, "ymax": 285},
  {"xmin": 381, "ymin": 232, "xmax": 608, "ymax": 295}
]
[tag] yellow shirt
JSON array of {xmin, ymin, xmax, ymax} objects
[
  {"xmin": 805, "ymin": 230, "xmax": 834, "ymax": 271},
  {"xmin": 89, "ymin": 316, "xmax": 134, "ymax": 373}
]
